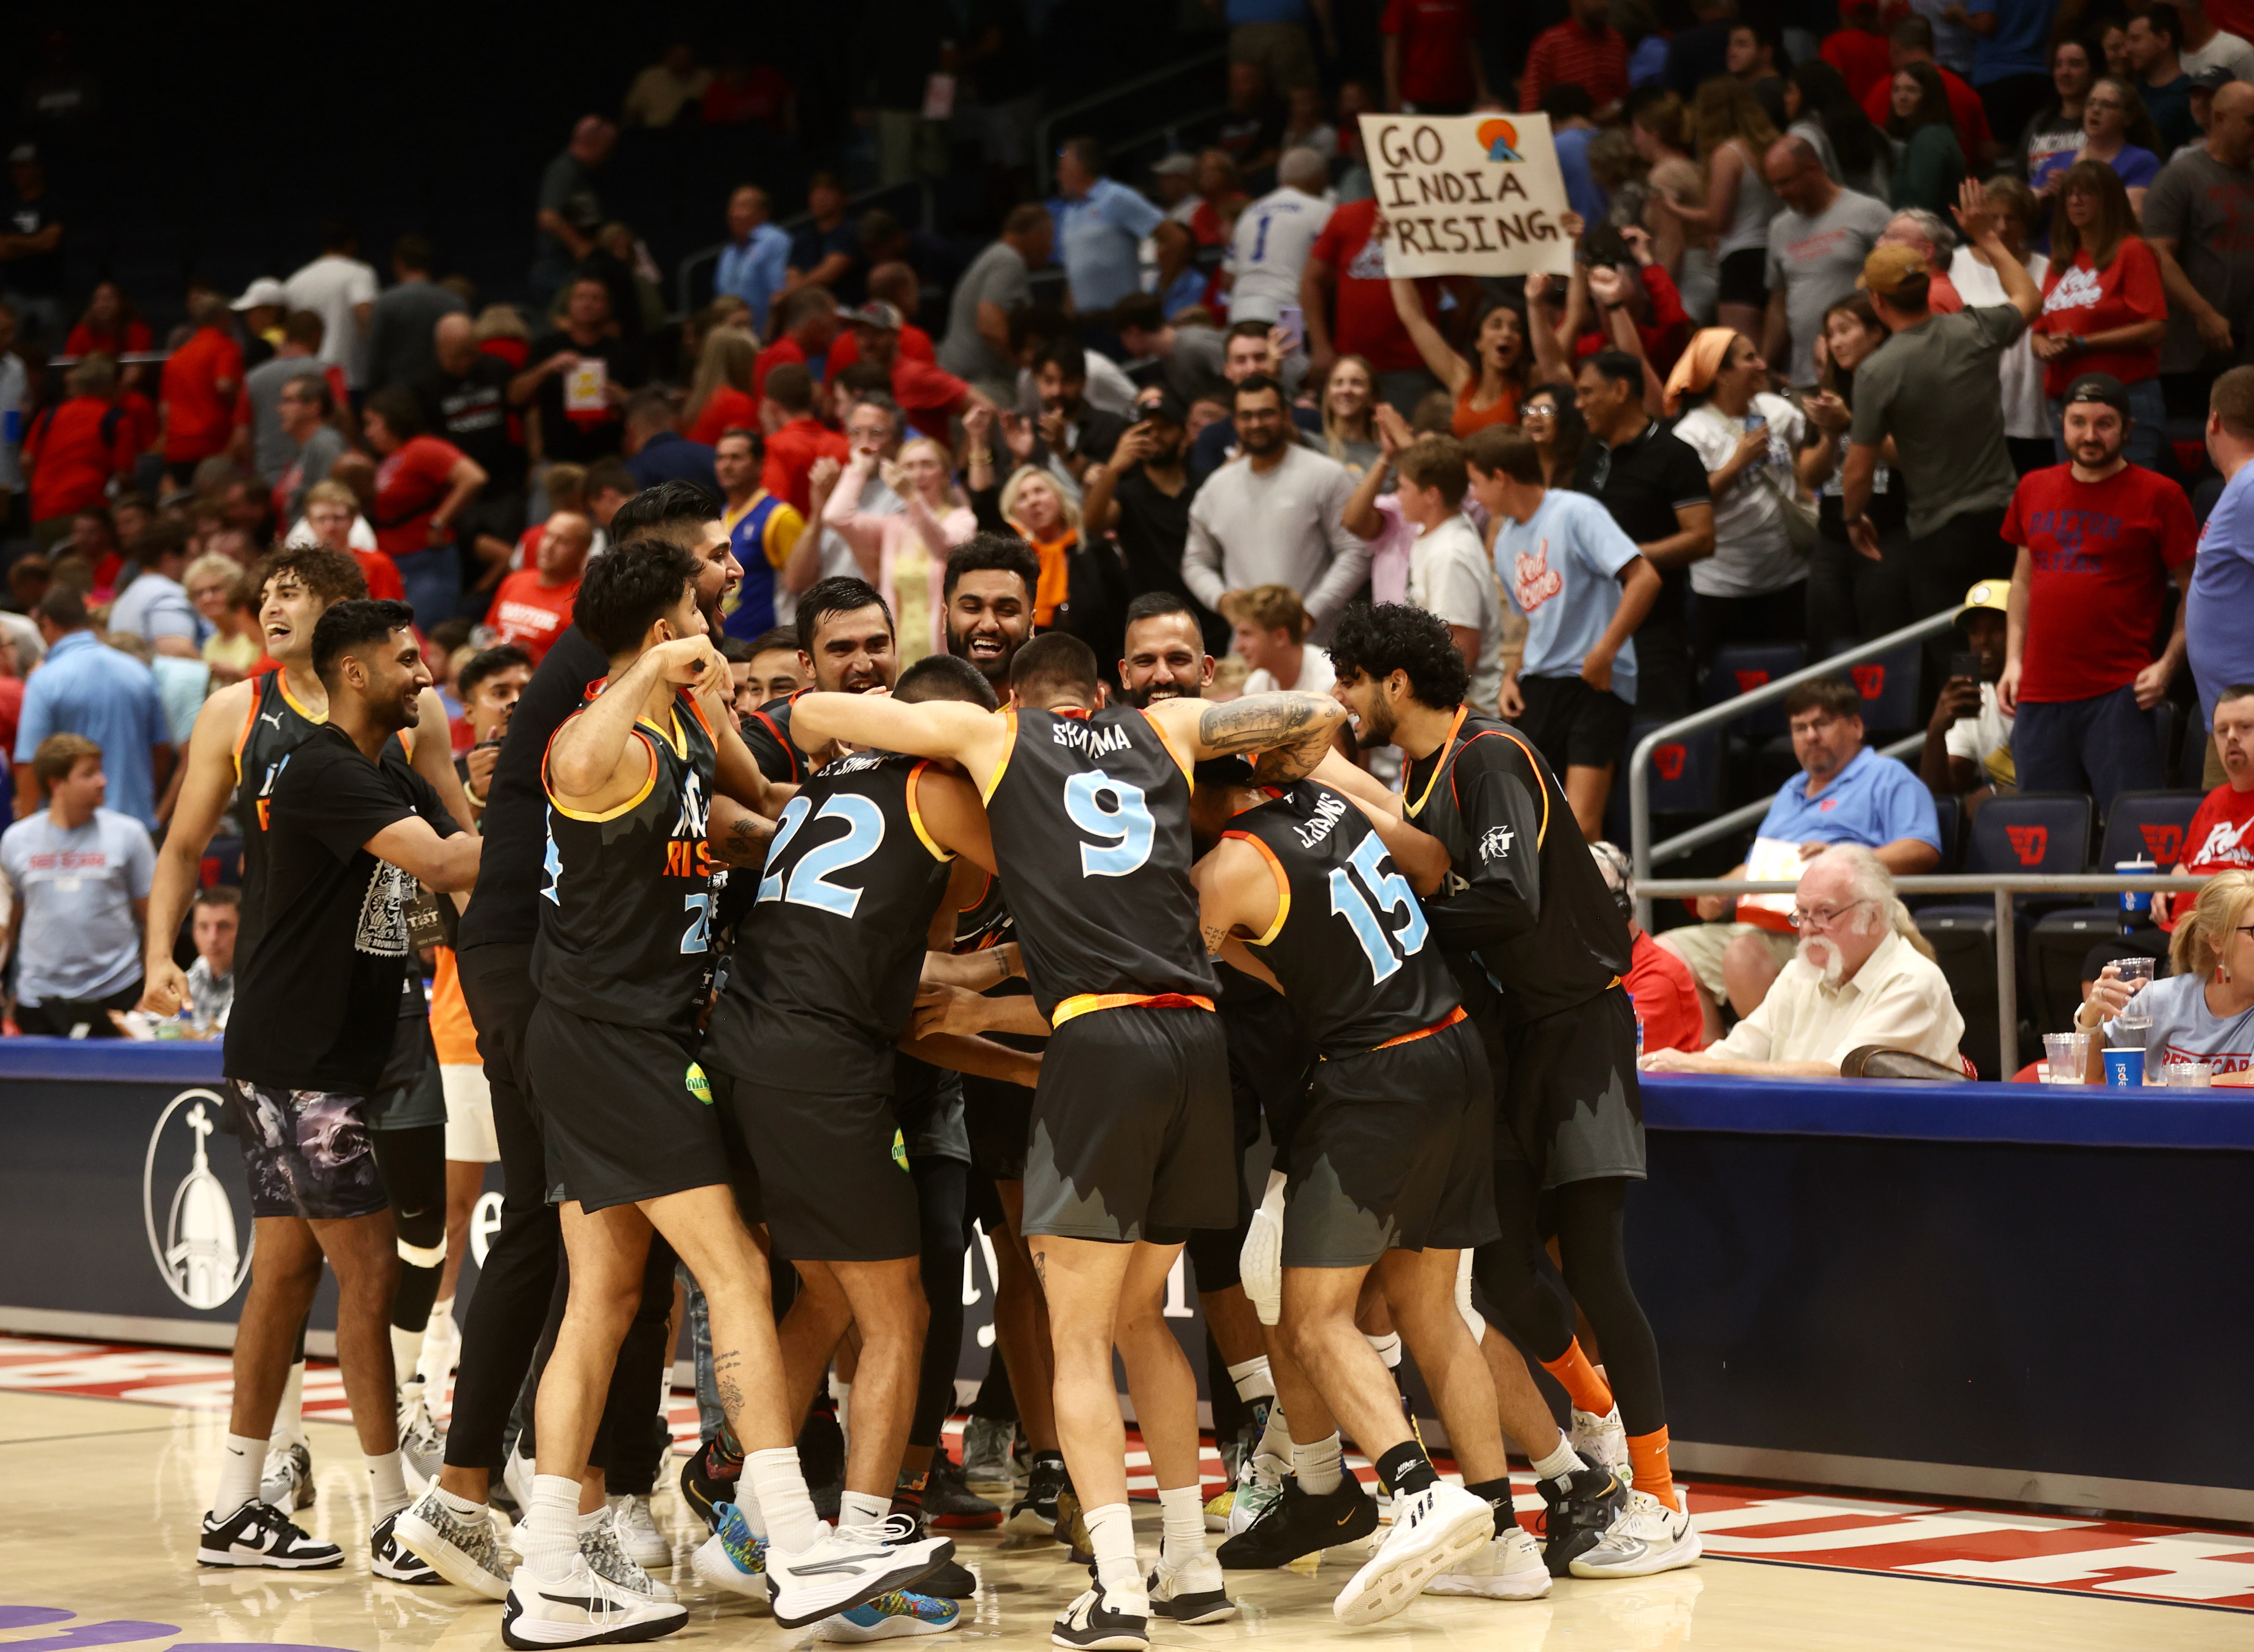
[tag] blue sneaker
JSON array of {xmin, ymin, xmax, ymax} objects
[
  {"xmin": 689, "ymin": 1501, "xmax": 769, "ymax": 1603},
  {"xmin": 815, "ymin": 1591, "xmax": 960, "ymax": 1642}
]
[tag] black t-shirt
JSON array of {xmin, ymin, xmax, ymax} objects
[
  {"xmin": 417, "ymin": 356, "xmax": 526, "ymax": 492},
  {"xmin": 527, "ymin": 331, "xmax": 650, "ymax": 464},
  {"xmin": 1210, "ymin": 97, "xmax": 1285, "ymax": 168},
  {"xmin": 1112, "ymin": 466, "xmax": 1231, "ymax": 656},
  {"xmin": 3, "ymin": 185, "xmax": 64, "ymax": 296},
  {"xmin": 1574, "ymin": 419, "xmax": 1709, "ymax": 633},
  {"xmin": 458, "ymin": 626, "xmax": 606, "ymax": 952},
  {"xmin": 224, "ymin": 728, "xmax": 458, "ymax": 1094},
  {"xmin": 789, "ymin": 220, "xmax": 866, "ymax": 308}
]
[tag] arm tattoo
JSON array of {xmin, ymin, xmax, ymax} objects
[{"xmin": 1196, "ymin": 691, "xmax": 1344, "ymax": 785}]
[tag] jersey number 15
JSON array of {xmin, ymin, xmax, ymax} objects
[{"xmin": 1329, "ymin": 832, "xmax": 1428, "ymax": 982}]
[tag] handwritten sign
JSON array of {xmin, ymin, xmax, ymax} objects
[{"xmin": 1358, "ymin": 114, "xmax": 1575, "ymax": 279}]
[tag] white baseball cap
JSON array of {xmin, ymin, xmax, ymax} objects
[{"xmin": 231, "ymin": 277, "xmax": 289, "ymax": 311}]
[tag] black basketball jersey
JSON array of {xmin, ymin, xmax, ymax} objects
[
  {"xmin": 981, "ymin": 706, "xmax": 1216, "ymax": 1021},
  {"xmin": 532, "ymin": 684, "xmax": 721, "ymax": 1033},
  {"xmin": 1402, "ymin": 708, "xmax": 1630, "ymax": 1024},
  {"xmin": 1226, "ymin": 781, "xmax": 1461, "ymax": 1056},
  {"xmin": 741, "ymin": 695, "xmax": 807, "ymax": 785},
  {"xmin": 705, "ymin": 750, "xmax": 956, "ymax": 1095}
]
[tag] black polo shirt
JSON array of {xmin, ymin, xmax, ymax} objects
[{"xmin": 1573, "ymin": 418, "xmax": 1709, "ymax": 633}]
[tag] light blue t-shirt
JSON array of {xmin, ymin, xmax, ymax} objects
[
  {"xmin": 0, "ymin": 806, "xmax": 154, "ymax": 1005},
  {"xmin": 2190, "ymin": 461, "xmax": 2254, "ymax": 726},
  {"xmin": 1553, "ymin": 126, "xmax": 1608, "ymax": 227},
  {"xmin": 12, "ymin": 631, "xmax": 174, "ymax": 831},
  {"xmin": 1492, "ymin": 489, "xmax": 1642, "ymax": 707},
  {"xmin": 1755, "ymin": 744, "xmax": 1941, "ymax": 853},
  {"xmin": 714, "ymin": 223, "xmax": 793, "ymax": 336},
  {"xmin": 1053, "ymin": 178, "xmax": 1167, "ymax": 312}
]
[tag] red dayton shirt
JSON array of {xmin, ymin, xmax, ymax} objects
[
  {"xmin": 1518, "ymin": 17, "xmax": 1629, "ymax": 113},
  {"xmin": 21, "ymin": 395, "xmax": 137, "ymax": 523},
  {"xmin": 1308, "ymin": 198, "xmax": 1440, "ymax": 373},
  {"xmin": 1628, "ymin": 929, "xmax": 1705, "ymax": 1053},
  {"xmin": 159, "ymin": 325, "xmax": 244, "ymax": 464},
  {"xmin": 372, "ymin": 434, "xmax": 468, "ymax": 564},
  {"xmin": 2032, "ymin": 239, "xmax": 2167, "ymax": 397},
  {"xmin": 2156, "ymin": 780, "xmax": 2254, "ymax": 930},
  {"xmin": 2003, "ymin": 461, "xmax": 2197, "ymax": 704},
  {"xmin": 487, "ymin": 569, "xmax": 581, "ymax": 663},
  {"xmin": 1383, "ymin": 0, "xmax": 1487, "ymax": 108}
]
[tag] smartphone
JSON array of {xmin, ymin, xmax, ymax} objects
[
  {"xmin": 1949, "ymin": 651, "xmax": 1981, "ymax": 683},
  {"xmin": 1275, "ymin": 303, "xmax": 1306, "ymax": 355}
]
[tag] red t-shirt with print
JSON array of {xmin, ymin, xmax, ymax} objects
[
  {"xmin": 761, "ymin": 415, "xmax": 851, "ymax": 516},
  {"xmin": 2032, "ymin": 238, "xmax": 2167, "ymax": 396},
  {"xmin": 373, "ymin": 435, "xmax": 467, "ymax": 563},
  {"xmin": 160, "ymin": 327, "xmax": 244, "ymax": 462},
  {"xmin": 2157, "ymin": 781, "xmax": 2254, "ymax": 929},
  {"xmin": 2002, "ymin": 461, "xmax": 2197, "ymax": 703},
  {"xmin": 488, "ymin": 568, "xmax": 581, "ymax": 662},
  {"xmin": 1309, "ymin": 198, "xmax": 1436, "ymax": 373}
]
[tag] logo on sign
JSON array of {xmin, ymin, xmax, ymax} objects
[
  {"xmin": 1734, "ymin": 669, "xmax": 1769, "ymax": 694},
  {"xmin": 143, "ymin": 1090, "xmax": 254, "ymax": 1310},
  {"xmin": 2006, "ymin": 825, "xmax": 2049, "ymax": 866},
  {"xmin": 2140, "ymin": 824, "xmax": 2182, "ymax": 863},
  {"xmin": 1852, "ymin": 663, "xmax": 1885, "ymax": 698},
  {"xmin": 1475, "ymin": 118, "xmax": 1523, "ymax": 162},
  {"xmin": 1656, "ymin": 744, "xmax": 1686, "ymax": 780}
]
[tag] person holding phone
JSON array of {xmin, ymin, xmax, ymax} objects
[{"xmin": 1919, "ymin": 579, "xmax": 2015, "ymax": 816}]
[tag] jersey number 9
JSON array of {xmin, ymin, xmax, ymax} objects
[{"xmin": 1064, "ymin": 769, "xmax": 1155, "ymax": 879}]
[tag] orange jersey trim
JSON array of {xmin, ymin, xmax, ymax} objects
[{"xmin": 1220, "ymin": 828, "xmax": 1291, "ymax": 946}]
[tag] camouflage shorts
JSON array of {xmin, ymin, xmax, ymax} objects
[{"xmin": 228, "ymin": 1079, "xmax": 388, "ymax": 1221}]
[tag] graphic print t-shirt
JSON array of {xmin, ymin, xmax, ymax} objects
[{"xmin": 225, "ymin": 726, "xmax": 458, "ymax": 1095}]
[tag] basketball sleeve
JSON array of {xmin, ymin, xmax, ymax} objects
[{"xmin": 1420, "ymin": 739, "xmax": 1549, "ymax": 953}]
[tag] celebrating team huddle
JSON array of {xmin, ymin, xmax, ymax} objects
[{"xmin": 164, "ymin": 480, "xmax": 1692, "ymax": 1652}]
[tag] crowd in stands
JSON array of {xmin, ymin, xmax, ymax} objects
[{"xmin": 0, "ymin": 0, "xmax": 2251, "ymax": 1078}]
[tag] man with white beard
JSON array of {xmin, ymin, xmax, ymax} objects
[{"xmin": 1638, "ymin": 846, "xmax": 1965, "ymax": 1074}]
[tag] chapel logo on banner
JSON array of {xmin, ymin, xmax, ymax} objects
[
  {"xmin": 143, "ymin": 1089, "xmax": 255, "ymax": 1310},
  {"xmin": 1359, "ymin": 113, "xmax": 1576, "ymax": 279}
]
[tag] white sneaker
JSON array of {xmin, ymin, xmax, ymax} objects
[
  {"xmin": 1569, "ymin": 1488, "xmax": 1700, "ymax": 1579},
  {"xmin": 582, "ymin": 1511, "xmax": 675, "ymax": 1602},
  {"xmin": 260, "ymin": 1440, "xmax": 314, "ymax": 1511},
  {"xmin": 1145, "ymin": 1553, "xmax": 1236, "ymax": 1624},
  {"xmin": 1424, "ymin": 1526, "xmax": 1551, "ymax": 1600},
  {"xmin": 689, "ymin": 1501, "xmax": 768, "ymax": 1605},
  {"xmin": 1227, "ymin": 1451, "xmax": 1286, "ymax": 1539},
  {"xmin": 1049, "ymin": 1579, "xmax": 1149, "ymax": 1650},
  {"xmin": 767, "ymin": 1527, "xmax": 954, "ymax": 1631},
  {"xmin": 501, "ymin": 1556, "xmax": 686, "ymax": 1647},
  {"xmin": 1333, "ymin": 1481, "xmax": 1496, "ymax": 1626},
  {"xmin": 417, "ymin": 1303, "xmax": 462, "ymax": 1395},
  {"xmin": 1568, "ymin": 1407, "xmax": 1628, "ymax": 1479},
  {"xmin": 396, "ymin": 1485, "xmax": 513, "ymax": 1599},
  {"xmin": 608, "ymin": 1494, "xmax": 670, "ymax": 1569},
  {"xmin": 503, "ymin": 1440, "xmax": 537, "ymax": 1516},
  {"xmin": 397, "ymin": 1381, "xmax": 445, "ymax": 1492}
]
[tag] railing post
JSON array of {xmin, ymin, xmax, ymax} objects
[{"xmin": 1994, "ymin": 887, "xmax": 2017, "ymax": 1078}]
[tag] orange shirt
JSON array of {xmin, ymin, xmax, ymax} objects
[
  {"xmin": 160, "ymin": 327, "xmax": 244, "ymax": 462},
  {"xmin": 1451, "ymin": 377, "xmax": 1520, "ymax": 439},
  {"xmin": 429, "ymin": 947, "xmax": 481, "ymax": 1066}
]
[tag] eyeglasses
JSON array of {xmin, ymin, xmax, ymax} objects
[
  {"xmin": 1788, "ymin": 898, "xmax": 1873, "ymax": 932},
  {"xmin": 1523, "ymin": 404, "xmax": 1557, "ymax": 421}
]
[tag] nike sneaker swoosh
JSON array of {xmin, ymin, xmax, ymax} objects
[{"xmin": 537, "ymin": 1594, "xmax": 613, "ymax": 1612}]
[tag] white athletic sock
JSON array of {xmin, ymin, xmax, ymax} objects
[
  {"xmin": 1225, "ymin": 1356, "xmax": 1275, "ymax": 1406},
  {"xmin": 734, "ymin": 1474, "xmax": 769, "ymax": 1538},
  {"xmin": 747, "ymin": 1447, "xmax": 821, "ymax": 1552},
  {"xmin": 270, "ymin": 1364, "xmax": 307, "ymax": 1448},
  {"xmin": 434, "ymin": 1485, "xmax": 486, "ymax": 1517},
  {"xmin": 366, "ymin": 1449, "xmax": 411, "ymax": 1519},
  {"xmin": 1291, "ymin": 1433, "xmax": 1344, "ymax": 1496},
  {"xmin": 217, "ymin": 1431, "xmax": 265, "ymax": 1514},
  {"xmin": 524, "ymin": 1474, "xmax": 583, "ymax": 1583},
  {"xmin": 577, "ymin": 1504, "xmax": 610, "ymax": 1538},
  {"xmin": 418, "ymin": 1298, "xmax": 456, "ymax": 1387},
  {"xmin": 390, "ymin": 1324, "xmax": 425, "ymax": 1397},
  {"xmin": 1083, "ymin": 1501, "xmax": 1145, "ymax": 1601},
  {"xmin": 838, "ymin": 1489, "xmax": 890, "ymax": 1541},
  {"xmin": 1530, "ymin": 1435, "xmax": 1583, "ymax": 1484},
  {"xmin": 1364, "ymin": 1331, "xmax": 1403, "ymax": 1369},
  {"xmin": 1156, "ymin": 1485, "xmax": 1205, "ymax": 1569},
  {"xmin": 1255, "ymin": 1401, "xmax": 1292, "ymax": 1463}
]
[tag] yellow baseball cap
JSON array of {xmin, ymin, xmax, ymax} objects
[
  {"xmin": 1957, "ymin": 580, "xmax": 2008, "ymax": 627},
  {"xmin": 1859, "ymin": 243, "xmax": 1930, "ymax": 298}
]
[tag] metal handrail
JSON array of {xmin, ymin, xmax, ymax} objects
[
  {"xmin": 1627, "ymin": 605, "xmax": 1962, "ymax": 888},
  {"xmin": 1034, "ymin": 46, "xmax": 1230, "ymax": 194},
  {"xmin": 1642, "ymin": 871, "xmax": 2211, "ymax": 1077}
]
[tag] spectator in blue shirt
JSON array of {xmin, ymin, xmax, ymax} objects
[
  {"xmin": 1657, "ymin": 674, "xmax": 1942, "ymax": 1037},
  {"xmin": 713, "ymin": 185, "xmax": 792, "ymax": 337},
  {"xmin": 12, "ymin": 588, "xmax": 173, "ymax": 833},
  {"xmin": 2189, "ymin": 368, "xmax": 2254, "ymax": 779},
  {"xmin": 620, "ymin": 393, "xmax": 720, "ymax": 498},
  {"xmin": 1051, "ymin": 138, "xmax": 1166, "ymax": 321}
]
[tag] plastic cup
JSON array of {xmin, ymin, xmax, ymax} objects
[
  {"xmin": 2114, "ymin": 958, "xmax": 2156, "ymax": 1029},
  {"xmin": 2043, "ymin": 1031, "xmax": 2092, "ymax": 1083},
  {"xmin": 2165, "ymin": 1061, "xmax": 2214, "ymax": 1088},
  {"xmin": 2103, "ymin": 1047, "xmax": 2146, "ymax": 1087},
  {"xmin": 2117, "ymin": 859, "xmax": 2155, "ymax": 921}
]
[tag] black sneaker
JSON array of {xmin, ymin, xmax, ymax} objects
[
  {"xmin": 1536, "ymin": 1465, "xmax": 1629, "ymax": 1578},
  {"xmin": 925, "ymin": 1456, "xmax": 1002, "ymax": 1530},
  {"xmin": 880, "ymin": 1510, "xmax": 978, "ymax": 1599},
  {"xmin": 679, "ymin": 1432, "xmax": 741, "ymax": 1533},
  {"xmin": 1007, "ymin": 1452, "xmax": 1067, "ymax": 1538},
  {"xmin": 1050, "ymin": 1577, "xmax": 1149, "ymax": 1651},
  {"xmin": 197, "ymin": 1498, "xmax": 345, "ymax": 1569},
  {"xmin": 1215, "ymin": 1475, "xmax": 1379, "ymax": 1570},
  {"xmin": 371, "ymin": 1509, "xmax": 444, "ymax": 1584}
]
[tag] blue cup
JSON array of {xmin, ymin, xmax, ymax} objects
[
  {"xmin": 2103, "ymin": 1047, "xmax": 2145, "ymax": 1087},
  {"xmin": 2118, "ymin": 860, "xmax": 2154, "ymax": 919}
]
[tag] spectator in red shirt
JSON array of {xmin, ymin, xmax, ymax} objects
[
  {"xmin": 1303, "ymin": 197, "xmax": 1445, "ymax": 414},
  {"xmin": 2153, "ymin": 686, "xmax": 2254, "ymax": 929},
  {"xmin": 65, "ymin": 281, "xmax": 154, "ymax": 390},
  {"xmin": 753, "ymin": 285, "xmax": 840, "ymax": 401},
  {"xmin": 361, "ymin": 386, "xmax": 488, "ymax": 627},
  {"xmin": 302, "ymin": 478, "xmax": 408, "ymax": 603},
  {"xmin": 158, "ymin": 294, "xmax": 244, "ymax": 485},
  {"xmin": 1998, "ymin": 371, "xmax": 2197, "ymax": 809},
  {"xmin": 703, "ymin": 50, "xmax": 796, "ymax": 132},
  {"xmin": 825, "ymin": 264, "xmax": 938, "ymax": 375},
  {"xmin": 21, "ymin": 356, "xmax": 136, "ymax": 543},
  {"xmin": 1822, "ymin": 0, "xmax": 1898, "ymax": 105},
  {"xmin": 1383, "ymin": 0, "xmax": 1493, "ymax": 113},
  {"xmin": 487, "ymin": 509, "xmax": 591, "ymax": 662},
  {"xmin": 1860, "ymin": 14, "xmax": 1995, "ymax": 168},
  {"xmin": 844, "ymin": 301, "xmax": 982, "ymax": 442},
  {"xmin": 1517, "ymin": 0, "xmax": 1625, "ymax": 119},
  {"xmin": 1592, "ymin": 840, "xmax": 1706, "ymax": 1051},
  {"xmin": 2029, "ymin": 161, "xmax": 2169, "ymax": 467},
  {"xmin": 758, "ymin": 361, "xmax": 849, "ymax": 515},
  {"xmin": 684, "ymin": 325, "xmax": 760, "ymax": 448}
]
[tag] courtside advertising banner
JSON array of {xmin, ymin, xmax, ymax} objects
[{"xmin": 1359, "ymin": 112, "xmax": 1576, "ymax": 279}]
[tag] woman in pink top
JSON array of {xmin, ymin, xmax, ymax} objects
[{"xmin": 822, "ymin": 437, "xmax": 977, "ymax": 663}]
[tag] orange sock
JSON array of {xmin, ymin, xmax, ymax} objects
[
  {"xmin": 1627, "ymin": 1426, "xmax": 1679, "ymax": 1511},
  {"xmin": 1538, "ymin": 1339, "xmax": 1615, "ymax": 1418}
]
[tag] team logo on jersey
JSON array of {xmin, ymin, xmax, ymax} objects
[
  {"xmin": 353, "ymin": 861, "xmax": 419, "ymax": 956},
  {"xmin": 142, "ymin": 1090, "xmax": 254, "ymax": 1310},
  {"xmin": 685, "ymin": 1062, "xmax": 712, "ymax": 1105},
  {"xmin": 1480, "ymin": 825, "xmax": 1515, "ymax": 862}
]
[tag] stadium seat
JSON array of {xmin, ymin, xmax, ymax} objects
[
  {"xmin": 2178, "ymin": 701, "xmax": 2211, "ymax": 788},
  {"xmin": 1623, "ymin": 720, "xmax": 1722, "ymax": 819},
  {"xmin": 1931, "ymin": 791, "xmax": 1961, "ymax": 871},
  {"xmin": 2023, "ymin": 791, "xmax": 2205, "ymax": 1031},
  {"xmin": 1702, "ymin": 643, "xmax": 1805, "ymax": 741},
  {"xmin": 1835, "ymin": 640, "xmax": 1920, "ymax": 736},
  {"xmin": 1922, "ymin": 908, "xmax": 2007, "ymax": 1081},
  {"xmin": 1958, "ymin": 792, "xmax": 2094, "ymax": 890}
]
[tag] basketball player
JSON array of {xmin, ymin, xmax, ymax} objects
[
  {"xmin": 791, "ymin": 636, "xmax": 1344, "ymax": 1650},
  {"xmin": 1194, "ymin": 767, "xmax": 1550, "ymax": 1612},
  {"xmin": 400, "ymin": 485, "xmax": 759, "ymax": 1601},
  {"xmin": 506, "ymin": 543, "xmax": 948, "ymax": 1644},
  {"xmin": 1327, "ymin": 602, "xmax": 1688, "ymax": 1579},
  {"xmin": 693, "ymin": 652, "xmax": 1028, "ymax": 1632},
  {"xmin": 202, "ymin": 599, "xmax": 478, "ymax": 1579},
  {"xmin": 141, "ymin": 546, "xmax": 474, "ymax": 1514},
  {"xmin": 738, "ymin": 576, "xmax": 898, "ymax": 785}
]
